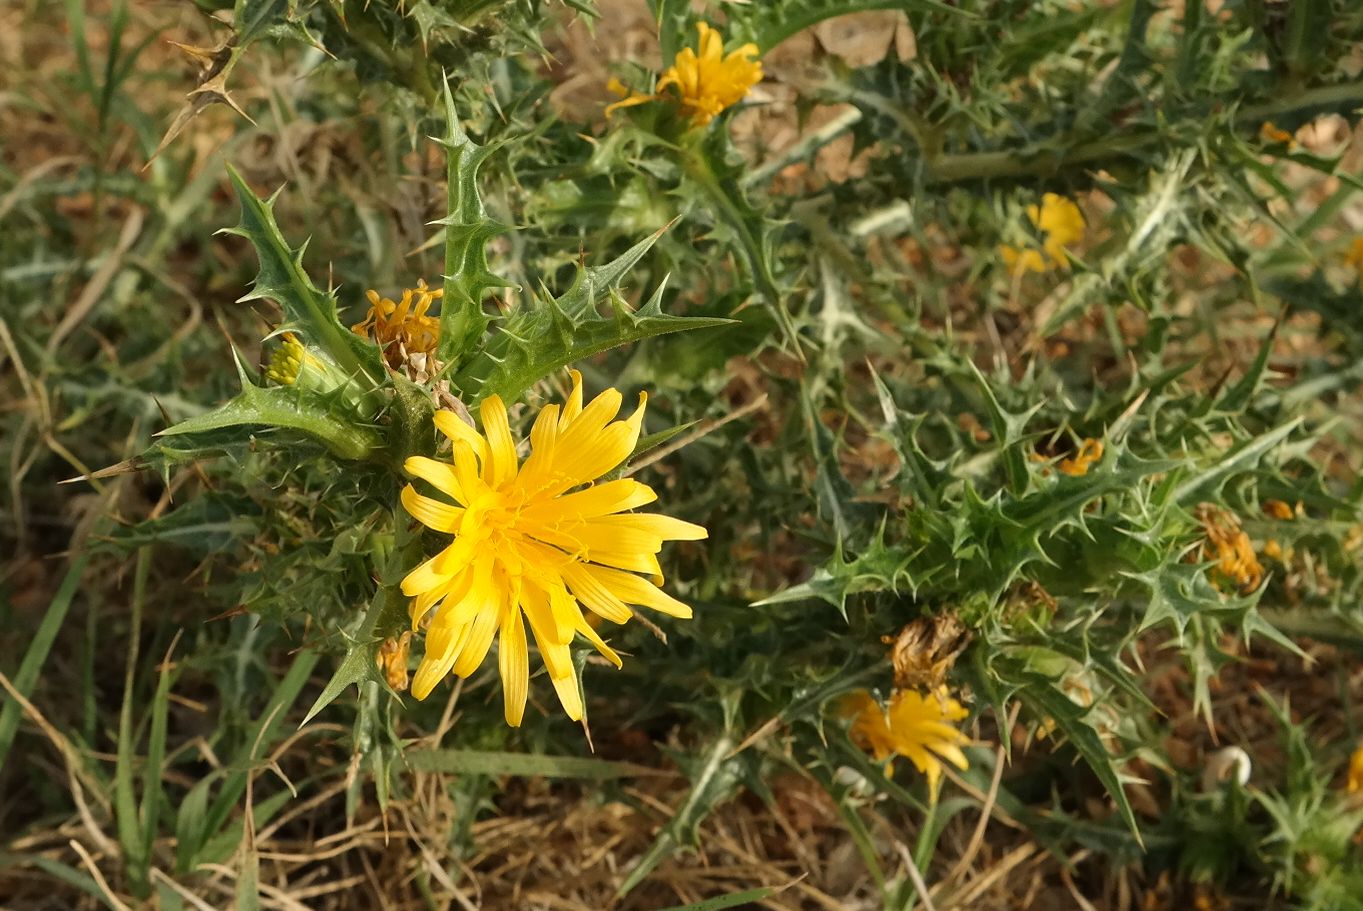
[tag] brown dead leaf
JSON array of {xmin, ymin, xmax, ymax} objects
[
  {"xmin": 146, "ymin": 36, "xmax": 253, "ymax": 168},
  {"xmin": 887, "ymin": 613, "xmax": 970, "ymax": 690}
]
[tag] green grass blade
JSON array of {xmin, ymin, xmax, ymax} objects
[
  {"xmin": 140, "ymin": 630, "xmax": 178, "ymax": 885},
  {"xmin": 404, "ymin": 749, "xmax": 666, "ymax": 780},
  {"xmin": 652, "ymin": 886, "xmax": 782, "ymax": 911},
  {"xmin": 0, "ymin": 851, "xmax": 104, "ymax": 904},
  {"xmin": 114, "ymin": 547, "xmax": 150, "ymax": 896},
  {"xmin": 196, "ymin": 648, "xmax": 319, "ymax": 863},
  {"xmin": 0, "ymin": 554, "xmax": 89, "ymax": 776}
]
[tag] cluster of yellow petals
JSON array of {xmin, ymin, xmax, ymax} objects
[
  {"xmin": 352, "ymin": 279, "xmax": 442, "ymax": 365},
  {"xmin": 1345, "ymin": 237, "xmax": 1363, "ymax": 284},
  {"xmin": 843, "ymin": 688, "xmax": 971, "ymax": 794},
  {"xmin": 399, "ymin": 372, "xmax": 707, "ymax": 725},
  {"xmin": 376, "ymin": 632, "xmax": 412, "ymax": 692},
  {"xmin": 606, "ymin": 22, "xmax": 762, "ymax": 127},
  {"xmin": 264, "ymin": 333, "xmax": 310, "ymax": 386},
  {"xmin": 1261, "ymin": 499, "xmax": 1301, "ymax": 563},
  {"xmin": 1195, "ymin": 504, "xmax": 1263, "ymax": 594},
  {"xmin": 1263, "ymin": 499, "xmax": 1296, "ymax": 521},
  {"xmin": 1000, "ymin": 193, "xmax": 1085, "ymax": 274},
  {"xmin": 1059, "ymin": 438, "xmax": 1104, "ymax": 477},
  {"xmin": 1259, "ymin": 121, "xmax": 1297, "ymax": 150}
]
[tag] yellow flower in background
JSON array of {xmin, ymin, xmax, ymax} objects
[
  {"xmin": 1000, "ymin": 193, "xmax": 1085, "ymax": 274},
  {"xmin": 606, "ymin": 22, "xmax": 762, "ymax": 126},
  {"xmin": 352, "ymin": 279, "xmax": 442, "ymax": 366},
  {"xmin": 400, "ymin": 372, "xmax": 708, "ymax": 725},
  {"xmin": 1263, "ymin": 499, "xmax": 1296, "ymax": 521},
  {"xmin": 1347, "ymin": 742, "xmax": 1363, "ymax": 794},
  {"xmin": 376, "ymin": 631, "xmax": 412, "ymax": 693},
  {"xmin": 844, "ymin": 688, "xmax": 971, "ymax": 793},
  {"xmin": 1259, "ymin": 121, "xmax": 1297, "ymax": 150},
  {"xmin": 1059, "ymin": 439, "xmax": 1104, "ymax": 477},
  {"xmin": 660, "ymin": 22, "xmax": 762, "ymax": 125},
  {"xmin": 1345, "ymin": 238, "xmax": 1363, "ymax": 284},
  {"xmin": 1195, "ymin": 504, "xmax": 1263, "ymax": 594}
]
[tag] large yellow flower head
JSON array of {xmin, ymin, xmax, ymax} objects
[
  {"xmin": 399, "ymin": 372, "xmax": 707, "ymax": 725},
  {"xmin": 606, "ymin": 22, "xmax": 762, "ymax": 127},
  {"xmin": 844, "ymin": 687, "xmax": 971, "ymax": 794},
  {"xmin": 659, "ymin": 22, "xmax": 762, "ymax": 125},
  {"xmin": 1000, "ymin": 193, "xmax": 1085, "ymax": 274}
]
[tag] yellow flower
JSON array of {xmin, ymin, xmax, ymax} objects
[
  {"xmin": 606, "ymin": 22, "xmax": 762, "ymax": 127},
  {"xmin": 1263, "ymin": 499, "xmax": 1296, "ymax": 521},
  {"xmin": 264, "ymin": 333, "xmax": 311, "ymax": 386},
  {"xmin": 265, "ymin": 332, "xmax": 349, "ymax": 395},
  {"xmin": 1000, "ymin": 193, "xmax": 1085, "ymax": 274},
  {"xmin": 1348, "ymin": 743, "xmax": 1363, "ymax": 794},
  {"xmin": 352, "ymin": 279, "xmax": 442, "ymax": 367},
  {"xmin": 399, "ymin": 372, "xmax": 708, "ymax": 725},
  {"xmin": 1059, "ymin": 438, "xmax": 1104, "ymax": 477},
  {"xmin": 1260, "ymin": 121, "xmax": 1297, "ymax": 150},
  {"xmin": 1344, "ymin": 238, "xmax": 1363, "ymax": 284},
  {"xmin": 844, "ymin": 688, "xmax": 971, "ymax": 793},
  {"xmin": 1194, "ymin": 504, "xmax": 1263, "ymax": 594}
]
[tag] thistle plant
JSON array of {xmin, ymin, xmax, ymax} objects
[{"xmin": 9, "ymin": 1, "xmax": 1363, "ymax": 908}]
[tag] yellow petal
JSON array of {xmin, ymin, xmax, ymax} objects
[
  {"xmin": 587, "ymin": 549, "xmax": 664, "ymax": 582},
  {"xmin": 410, "ymin": 627, "xmax": 465, "ymax": 700},
  {"xmin": 550, "ymin": 663, "xmax": 584, "ymax": 721},
  {"xmin": 434, "ymin": 410, "xmax": 489, "ymax": 466},
  {"xmin": 546, "ymin": 582, "xmax": 582, "ymax": 645},
  {"xmin": 604, "ymin": 92, "xmax": 659, "ymax": 118},
  {"xmin": 451, "ymin": 442, "xmax": 484, "ymax": 507},
  {"xmin": 479, "ymin": 395, "xmax": 518, "ymax": 487},
  {"xmin": 499, "ymin": 608, "xmax": 529, "ymax": 726},
  {"xmin": 545, "ymin": 391, "xmax": 646, "ymax": 494},
  {"xmin": 401, "ymin": 550, "xmax": 454, "ymax": 596},
  {"xmin": 516, "ymin": 404, "xmax": 561, "ymax": 490},
  {"xmin": 520, "ymin": 579, "xmax": 574, "ymax": 647},
  {"xmin": 558, "ymin": 370, "xmax": 585, "ymax": 429},
  {"xmin": 404, "ymin": 456, "xmax": 466, "ymax": 504},
  {"xmin": 580, "ymin": 564, "xmax": 694, "ymax": 618},
  {"xmin": 520, "ymin": 478, "xmax": 657, "ymax": 523},
  {"xmin": 590, "ymin": 512, "xmax": 709, "ymax": 541},
  {"xmin": 436, "ymin": 554, "xmax": 495, "ymax": 629},
  {"xmin": 574, "ymin": 614, "xmax": 623, "ymax": 669},
  {"xmin": 560, "ymin": 560, "xmax": 634, "ymax": 623},
  {"xmin": 432, "ymin": 533, "xmax": 480, "ymax": 577},
  {"xmin": 451, "ymin": 600, "xmax": 501, "ymax": 677},
  {"xmin": 400, "ymin": 485, "xmax": 464, "ymax": 533}
]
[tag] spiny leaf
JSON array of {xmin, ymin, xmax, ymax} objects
[
  {"xmin": 436, "ymin": 78, "xmax": 517, "ymax": 366},
  {"xmin": 1172, "ymin": 417, "xmax": 1304, "ymax": 504},
  {"xmin": 221, "ymin": 165, "xmax": 385, "ymax": 388},
  {"xmin": 452, "ymin": 235, "xmax": 731, "ymax": 403},
  {"xmin": 156, "ymin": 367, "xmax": 383, "ymax": 462},
  {"xmin": 1010, "ymin": 670, "xmax": 1142, "ymax": 844},
  {"xmin": 618, "ymin": 735, "xmax": 742, "ymax": 896}
]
